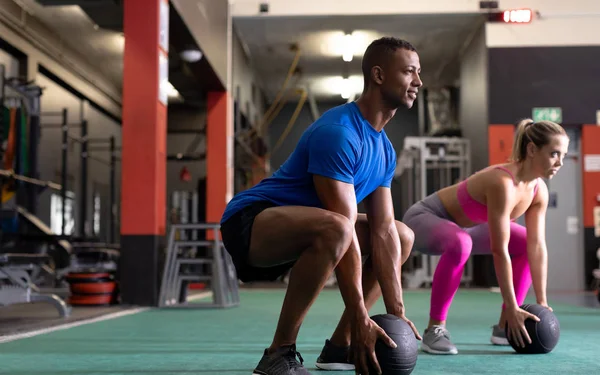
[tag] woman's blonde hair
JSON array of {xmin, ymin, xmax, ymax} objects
[{"xmin": 510, "ymin": 118, "xmax": 567, "ymax": 162}]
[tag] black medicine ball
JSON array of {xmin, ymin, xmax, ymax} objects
[
  {"xmin": 366, "ymin": 314, "xmax": 418, "ymax": 375},
  {"xmin": 506, "ymin": 304, "xmax": 560, "ymax": 354}
]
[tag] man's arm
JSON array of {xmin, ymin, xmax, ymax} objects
[
  {"xmin": 363, "ymin": 186, "xmax": 404, "ymax": 316},
  {"xmin": 306, "ymin": 124, "xmax": 367, "ymax": 320},
  {"xmin": 524, "ymin": 181, "xmax": 549, "ymax": 306},
  {"xmin": 309, "ymin": 125, "xmax": 399, "ymax": 373},
  {"xmin": 313, "ymin": 175, "xmax": 368, "ymax": 320}
]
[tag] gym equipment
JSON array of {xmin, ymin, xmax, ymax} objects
[
  {"xmin": 1, "ymin": 65, "xmax": 121, "ymax": 300},
  {"xmin": 41, "ymin": 110, "xmax": 121, "ymax": 242},
  {"xmin": 367, "ymin": 314, "xmax": 418, "ymax": 375},
  {"xmin": 170, "ymin": 189, "xmax": 209, "ymax": 290},
  {"xmin": 159, "ymin": 223, "xmax": 239, "ymax": 308},
  {"xmin": 0, "ymin": 64, "xmax": 44, "ymax": 217},
  {"xmin": 0, "ymin": 252, "xmax": 70, "ymax": 317},
  {"xmin": 506, "ymin": 304, "xmax": 560, "ymax": 354},
  {"xmin": 395, "ymin": 136, "xmax": 473, "ymax": 288},
  {"xmin": 65, "ymin": 270, "xmax": 117, "ymax": 306}
]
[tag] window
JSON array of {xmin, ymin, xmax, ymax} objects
[{"xmin": 50, "ymin": 191, "xmax": 75, "ymax": 235}]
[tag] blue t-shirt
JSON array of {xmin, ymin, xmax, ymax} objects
[{"xmin": 220, "ymin": 102, "xmax": 397, "ymax": 223}]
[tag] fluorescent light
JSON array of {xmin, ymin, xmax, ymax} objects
[
  {"xmin": 321, "ymin": 31, "xmax": 372, "ymax": 62},
  {"xmin": 165, "ymin": 81, "xmax": 180, "ymax": 98},
  {"xmin": 340, "ymin": 78, "xmax": 352, "ymax": 99},
  {"xmin": 180, "ymin": 49, "xmax": 203, "ymax": 62},
  {"xmin": 342, "ymin": 34, "xmax": 354, "ymax": 62},
  {"xmin": 311, "ymin": 76, "xmax": 363, "ymax": 98},
  {"xmin": 161, "ymin": 81, "xmax": 180, "ymax": 99}
]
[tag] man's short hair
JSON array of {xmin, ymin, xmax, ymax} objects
[{"xmin": 361, "ymin": 37, "xmax": 417, "ymax": 88}]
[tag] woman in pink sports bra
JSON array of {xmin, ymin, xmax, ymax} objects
[{"xmin": 403, "ymin": 118, "xmax": 569, "ymax": 355}]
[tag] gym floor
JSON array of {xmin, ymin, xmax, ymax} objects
[{"xmin": 0, "ymin": 286, "xmax": 598, "ymax": 375}]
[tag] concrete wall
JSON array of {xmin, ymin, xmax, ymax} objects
[
  {"xmin": 170, "ymin": 0, "xmax": 229, "ymax": 88},
  {"xmin": 232, "ymin": 0, "xmax": 481, "ymax": 16},
  {"xmin": 166, "ymin": 107, "xmax": 206, "ymax": 195},
  {"xmin": 233, "ymin": 0, "xmax": 600, "ymax": 17},
  {"xmin": 486, "ymin": 1, "xmax": 600, "ymax": 48},
  {"xmin": 232, "ymin": 28, "xmax": 265, "ymax": 126},
  {"xmin": 458, "ymin": 24, "xmax": 488, "ymax": 174}
]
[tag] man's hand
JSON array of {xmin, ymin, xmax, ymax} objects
[
  {"xmin": 364, "ymin": 187, "xmax": 416, "ymax": 342},
  {"xmin": 395, "ymin": 311, "xmax": 422, "ymax": 341},
  {"xmin": 351, "ymin": 313, "xmax": 396, "ymax": 375}
]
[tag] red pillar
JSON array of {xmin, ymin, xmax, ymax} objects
[
  {"xmin": 206, "ymin": 91, "xmax": 233, "ymax": 238},
  {"xmin": 120, "ymin": 0, "xmax": 168, "ymax": 305}
]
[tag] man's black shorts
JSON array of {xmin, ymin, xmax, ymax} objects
[{"xmin": 220, "ymin": 200, "xmax": 296, "ymax": 283}]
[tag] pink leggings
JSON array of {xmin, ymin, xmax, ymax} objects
[{"xmin": 403, "ymin": 194, "xmax": 532, "ymax": 321}]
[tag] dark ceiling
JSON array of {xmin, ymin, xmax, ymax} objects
[{"xmin": 35, "ymin": 0, "xmax": 225, "ymax": 109}]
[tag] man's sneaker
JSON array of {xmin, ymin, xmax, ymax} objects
[
  {"xmin": 315, "ymin": 339, "xmax": 355, "ymax": 371},
  {"xmin": 490, "ymin": 324, "xmax": 509, "ymax": 346},
  {"xmin": 252, "ymin": 344, "xmax": 311, "ymax": 375},
  {"xmin": 420, "ymin": 325, "xmax": 458, "ymax": 355}
]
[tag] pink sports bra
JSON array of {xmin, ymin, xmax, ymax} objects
[{"xmin": 456, "ymin": 166, "xmax": 538, "ymax": 224}]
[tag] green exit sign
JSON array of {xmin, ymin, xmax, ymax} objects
[{"xmin": 532, "ymin": 107, "xmax": 562, "ymax": 123}]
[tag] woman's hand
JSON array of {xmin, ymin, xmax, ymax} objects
[
  {"xmin": 505, "ymin": 306, "xmax": 540, "ymax": 348},
  {"xmin": 537, "ymin": 300, "xmax": 553, "ymax": 312}
]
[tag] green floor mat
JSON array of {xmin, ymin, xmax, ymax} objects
[{"xmin": 0, "ymin": 289, "xmax": 598, "ymax": 374}]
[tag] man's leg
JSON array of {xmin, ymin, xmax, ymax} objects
[
  {"xmin": 315, "ymin": 215, "xmax": 414, "ymax": 370},
  {"xmin": 248, "ymin": 206, "xmax": 355, "ymax": 354}
]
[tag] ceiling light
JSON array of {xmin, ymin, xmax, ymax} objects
[
  {"xmin": 340, "ymin": 78, "xmax": 352, "ymax": 99},
  {"xmin": 312, "ymin": 76, "xmax": 363, "ymax": 98},
  {"xmin": 321, "ymin": 31, "xmax": 375, "ymax": 60},
  {"xmin": 162, "ymin": 81, "xmax": 180, "ymax": 98},
  {"xmin": 342, "ymin": 34, "xmax": 354, "ymax": 62},
  {"xmin": 180, "ymin": 49, "xmax": 203, "ymax": 63}
]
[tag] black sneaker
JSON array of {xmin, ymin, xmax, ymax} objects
[
  {"xmin": 315, "ymin": 339, "xmax": 355, "ymax": 371},
  {"xmin": 252, "ymin": 344, "xmax": 311, "ymax": 375}
]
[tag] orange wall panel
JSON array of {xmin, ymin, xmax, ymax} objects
[
  {"xmin": 488, "ymin": 124, "xmax": 515, "ymax": 165},
  {"xmin": 581, "ymin": 125, "xmax": 600, "ymax": 227}
]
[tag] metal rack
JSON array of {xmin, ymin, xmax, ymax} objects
[
  {"xmin": 396, "ymin": 136, "xmax": 473, "ymax": 288},
  {"xmin": 158, "ymin": 223, "xmax": 240, "ymax": 309}
]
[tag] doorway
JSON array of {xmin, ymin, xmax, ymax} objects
[{"xmin": 544, "ymin": 125, "xmax": 585, "ymax": 292}]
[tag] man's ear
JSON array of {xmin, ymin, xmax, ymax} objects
[{"xmin": 371, "ymin": 66, "xmax": 384, "ymax": 85}]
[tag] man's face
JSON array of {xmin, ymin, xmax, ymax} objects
[{"xmin": 379, "ymin": 49, "xmax": 423, "ymax": 109}]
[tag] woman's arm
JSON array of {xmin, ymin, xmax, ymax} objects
[
  {"xmin": 524, "ymin": 181, "xmax": 550, "ymax": 306},
  {"xmin": 486, "ymin": 175, "xmax": 541, "ymax": 347},
  {"xmin": 486, "ymin": 178, "xmax": 519, "ymax": 309}
]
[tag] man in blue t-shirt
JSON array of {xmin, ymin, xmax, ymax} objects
[{"xmin": 220, "ymin": 37, "xmax": 423, "ymax": 375}]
